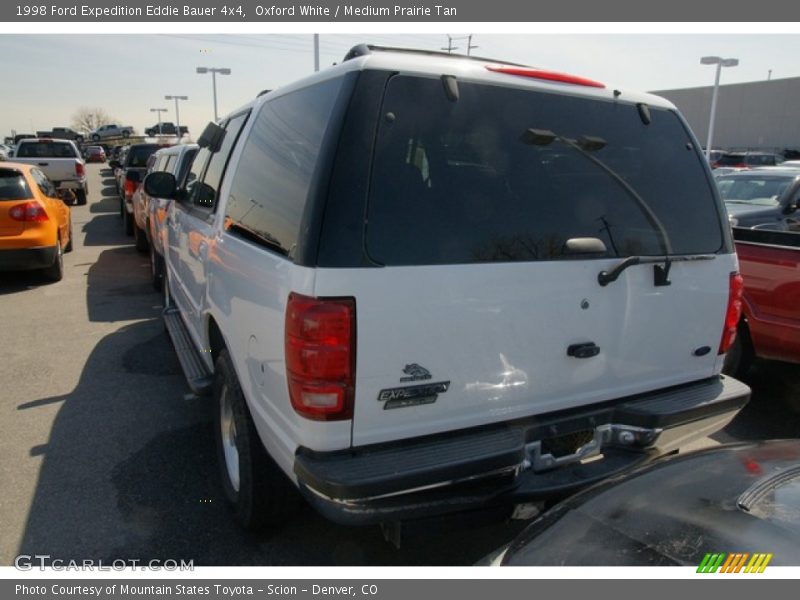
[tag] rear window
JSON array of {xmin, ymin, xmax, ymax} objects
[
  {"xmin": 16, "ymin": 141, "xmax": 78, "ymax": 158},
  {"xmin": 125, "ymin": 145, "xmax": 161, "ymax": 168},
  {"xmin": 0, "ymin": 169, "xmax": 33, "ymax": 200},
  {"xmin": 717, "ymin": 154, "xmax": 745, "ymax": 166},
  {"xmin": 366, "ymin": 76, "xmax": 724, "ymax": 266}
]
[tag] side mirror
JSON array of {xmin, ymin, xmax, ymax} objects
[
  {"xmin": 783, "ymin": 201, "xmax": 798, "ymax": 215},
  {"xmin": 144, "ymin": 171, "xmax": 177, "ymax": 199},
  {"xmin": 197, "ymin": 121, "xmax": 226, "ymax": 153},
  {"xmin": 126, "ymin": 171, "xmax": 140, "ymax": 183}
]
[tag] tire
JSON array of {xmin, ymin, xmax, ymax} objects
[
  {"xmin": 122, "ymin": 130, "xmax": 131, "ymax": 138},
  {"xmin": 214, "ymin": 349, "xmax": 300, "ymax": 530},
  {"xmin": 150, "ymin": 241, "xmax": 164, "ymax": 292},
  {"xmin": 134, "ymin": 222, "xmax": 148, "ymax": 253},
  {"xmin": 122, "ymin": 205, "xmax": 133, "ymax": 236},
  {"xmin": 75, "ymin": 189, "xmax": 87, "ymax": 206},
  {"xmin": 722, "ymin": 321, "xmax": 754, "ymax": 379},
  {"xmin": 64, "ymin": 218, "xmax": 73, "ymax": 253},
  {"xmin": 75, "ymin": 136, "xmax": 84, "ymax": 144},
  {"xmin": 92, "ymin": 134, "xmax": 100, "ymax": 142},
  {"xmin": 42, "ymin": 238, "xmax": 64, "ymax": 283}
]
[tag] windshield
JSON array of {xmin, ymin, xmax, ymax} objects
[
  {"xmin": 716, "ymin": 176, "xmax": 792, "ymax": 207},
  {"xmin": 366, "ymin": 76, "xmax": 723, "ymax": 266}
]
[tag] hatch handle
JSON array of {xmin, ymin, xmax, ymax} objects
[{"xmin": 567, "ymin": 342, "xmax": 600, "ymax": 359}]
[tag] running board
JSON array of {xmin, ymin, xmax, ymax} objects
[{"xmin": 163, "ymin": 307, "xmax": 213, "ymax": 396}]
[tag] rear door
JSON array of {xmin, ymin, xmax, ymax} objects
[{"xmin": 314, "ymin": 75, "xmax": 736, "ymax": 447}]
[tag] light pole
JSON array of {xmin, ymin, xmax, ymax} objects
[
  {"xmin": 149, "ymin": 108, "xmax": 168, "ymax": 135},
  {"xmin": 165, "ymin": 95, "xmax": 188, "ymax": 139},
  {"xmin": 196, "ymin": 67, "xmax": 231, "ymax": 121},
  {"xmin": 700, "ymin": 56, "xmax": 739, "ymax": 159}
]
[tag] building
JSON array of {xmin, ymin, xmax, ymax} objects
[{"xmin": 652, "ymin": 76, "xmax": 800, "ymax": 152}]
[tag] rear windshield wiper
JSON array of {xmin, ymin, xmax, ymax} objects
[
  {"xmin": 597, "ymin": 254, "xmax": 716, "ymax": 287},
  {"xmin": 521, "ymin": 128, "xmax": 676, "ymax": 286}
]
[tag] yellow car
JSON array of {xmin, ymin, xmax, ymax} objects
[{"xmin": 0, "ymin": 162, "xmax": 73, "ymax": 281}]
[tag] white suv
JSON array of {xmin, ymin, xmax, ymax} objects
[{"xmin": 144, "ymin": 45, "xmax": 749, "ymax": 530}]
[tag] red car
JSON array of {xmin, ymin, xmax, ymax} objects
[{"xmin": 84, "ymin": 146, "xmax": 106, "ymax": 163}]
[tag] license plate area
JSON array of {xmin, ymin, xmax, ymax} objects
[{"xmin": 525, "ymin": 427, "xmax": 608, "ymax": 472}]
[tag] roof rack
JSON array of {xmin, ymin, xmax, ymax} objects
[{"xmin": 342, "ymin": 44, "xmax": 530, "ymax": 68}]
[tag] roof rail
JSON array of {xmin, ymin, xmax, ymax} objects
[
  {"xmin": 256, "ymin": 89, "xmax": 272, "ymax": 98},
  {"xmin": 342, "ymin": 44, "xmax": 530, "ymax": 68}
]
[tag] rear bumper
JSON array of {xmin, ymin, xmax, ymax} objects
[
  {"xmin": 0, "ymin": 246, "xmax": 57, "ymax": 270},
  {"xmin": 294, "ymin": 375, "xmax": 749, "ymax": 525}
]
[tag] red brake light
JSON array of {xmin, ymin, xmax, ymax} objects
[
  {"xmin": 124, "ymin": 178, "xmax": 137, "ymax": 199},
  {"xmin": 285, "ymin": 293, "xmax": 355, "ymax": 421},
  {"xmin": 9, "ymin": 201, "xmax": 49, "ymax": 222},
  {"xmin": 486, "ymin": 65, "xmax": 605, "ymax": 88},
  {"xmin": 719, "ymin": 272, "xmax": 744, "ymax": 354},
  {"xmin": 76, "ymin": 162, "xmax": 85, "ymax": 177}
]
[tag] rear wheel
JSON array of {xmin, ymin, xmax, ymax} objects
[
  {"xmin": 134, "ymin": 222, "xmax": 148, "ymax": 252},
  {"xmin": 122, "ymin": 205, "xmax": 133, "ymax": 236},
  {"xmin": 214, "ymin": 350, "xmax": 300, "ymax": 530},
  {"xmin": 75, "ymin": 189, "xmax": 87, "ymax": 206},
  {"xmin": 64, "ymin": 218, "xmax": 73, "ymax": 253},
  {"xmin": 91, "ymin": 134, "xmax": 100, "ymax": 142},
  {"xmin": 42, "ymin": 238, "xmax": 64, "ymax": 283},
  {"xmin": 150, "ymin": 241, "xmax": 164, "ymax": 291},
  {"xmin": 122, "ymin": 130, "xmax": 130, "ymax": 138}
]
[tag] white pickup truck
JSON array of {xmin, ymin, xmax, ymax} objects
[
  {"xmin": 90, "ymin": 124, "xmax": 134, "ymax": 141},
  {"xmin": 145, "ymin": 45, "xmax": 750, "ymax": 531},
  {"xmin": 12, "ymin": 138, "xmax": 88, "ymax": 205}
]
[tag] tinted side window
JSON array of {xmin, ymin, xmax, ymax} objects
[
  {"xmin": 194, "ymin": 113, "xmax": 249, "ymax": 210},
  {"xmin": 183, "ymin": 148, "xmax": 211, "ymax": 204},
  {"xmin": 224, "ymin": 77, "xmax": 344, "ymax": 256},
  {"xmin": 30, "ymin": 169, "xmax": 57, "ymax": 198}
]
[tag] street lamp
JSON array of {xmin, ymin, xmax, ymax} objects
[
  {"xmin": 165, "ymin": 95, "xmax": 188, "ymax": 139},
  {"xmin": 700, "ymin": 56, "xmax": 739, "ymax": 160},
  {"xmin": 196, "ymin": 67, "xmax": 231, "ymax": 121},
  {"xmin": 149, "ymin": 108, "xmax": 168, "ymax": 135}
]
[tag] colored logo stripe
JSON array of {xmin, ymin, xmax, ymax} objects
[{"xmin": 697, "ymin": 552, "xmax": 772, "ymax": 573}]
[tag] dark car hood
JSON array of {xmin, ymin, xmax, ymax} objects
[
  {"xmin": 500, "ymin": 441, "xmax": 800, "ymax": 566},
  {"xmin": 726, "ymin": 203, "xmax": 782, "ymax": 219}
]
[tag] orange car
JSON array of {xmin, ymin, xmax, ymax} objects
[{"xmin": 0, "ymin": 162, "xmax": 72, "ymax": 282}]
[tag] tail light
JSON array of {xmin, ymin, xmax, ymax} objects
[
  {"xmin": 75, "ymin": 162, "xmax": 85, "ymax": 177},
  {"xmin": 486, "ymin": 65, "xmax": 605, "ymax": 88},
  {"xmin": 124, "ymin": 178, "xmax": 137, "ymax": 200},
  {"xmin": 719, "ymin": 272, "xmax": 744, "ymax": 354},
  {"xmin": 9, "ymin": 201, "xmax": 49, "ymax": 222},
  {"xmin": 285, "ymin": 293, "xmax": 355, "ymax": 421}
]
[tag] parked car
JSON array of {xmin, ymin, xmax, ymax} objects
[
  {"xmin": 713, "ymin": 152, "xmax": 785, "ymax": 169},
  {"xmin": 0, "ymin": 144, "xmax": 10, "ymax": 160},
  {"xmin": 36, "ymin": 127, "xmax": 85, "ymax": 143},
  {"xmin": 144, "ymin": 122, "xmax": 189, "ymax": 137},
  {"xmin": 84, "ymin": 146, "xmax": 106, "ymax": 163},
  {"xmin": 482, "ymin": 440, "xmax": 800, "ymax": 566},
  {"xmin": 11, "ymin": 138, "xmax": 88, "ymax": 205},
  {"xmin": 145, "ymin": 44, "xmax": 749, "ymax": 531},
  {"xmin": 137, "ymin": 144, "xmax": 198, "ymax": 289},
  {"xmin": 716, "ymin": 170, "xmax": 800, "ymax": 231},
  {"xmin": 723, "ymin": 228, "xmax": 800, "ymax": 377},
  {"xmin": 0, "ymin": 162, "xmax": 73, "ymax": 281},
  {"xmin": 90, "ymin": 124, "xmax": 134, "ymax": 141},
  {"xmin": 110, "ymin": 143, "xmax": 167, "ymax": 235}
]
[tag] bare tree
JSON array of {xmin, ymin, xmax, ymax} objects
[{"xmin": 71, "ymin": 107, "xmax": 117, "ymax": 134}]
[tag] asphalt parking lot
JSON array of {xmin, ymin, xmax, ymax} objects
[{"xmin": 1, "ymin": 163, "xmax": 799, "ymax": 566}]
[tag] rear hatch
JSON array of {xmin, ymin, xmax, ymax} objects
[
  {"xmin": 0, "ymin": 168, "xmax": 33, "ymax": 237},
  {"xmin": 313, "ymin": 74, "xmax": 735, "ymax": 447},
  {"xmin": 13, "ymin": 140, "xmax": 80, "ymax": 183}
]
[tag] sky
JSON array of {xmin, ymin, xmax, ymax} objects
[{"xmin": 2, "ymin": 33, "xmax": 800, "ymax": 140}]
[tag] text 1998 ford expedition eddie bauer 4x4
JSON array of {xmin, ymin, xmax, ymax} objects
[{"xmin": 144, "ymin": 45, "xmax": 750, "ymax": 530}]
